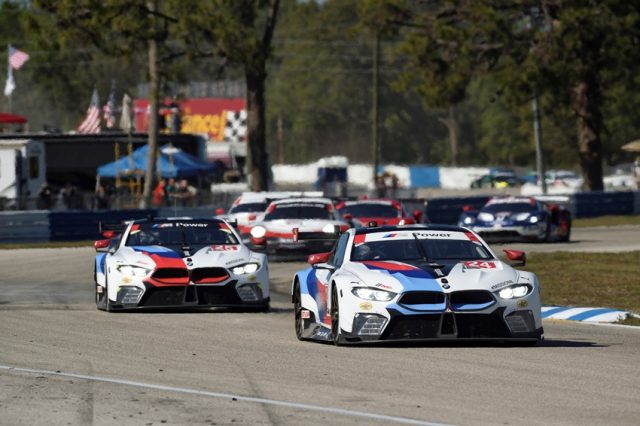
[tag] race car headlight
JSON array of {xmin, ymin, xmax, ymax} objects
[
  {"xmin": 250, "ymin": 226, "xmax": 266, "ymax": 238},
  {"xmin": 515, "ymin": 213, "xmax": 530, "ymax": 221},
  {"xmin": 351, "ymin": 287, "xmax": 396, "ymax": 301},
  {"xmin": 497, "ymin": 285, "xmax": 532, "ymax": 299},
  {"xmin": 231, "ymin": 263, "xmax": 260, "ymax": 275},
  {"xmin": 463, "ymin": 216, "xmax": 475, "ymax": 225},
  {"xmin": 322, "ymin": 223, "xmax": 337, "ymax": 233},
  {"xmin": 478, "ymin": 212, "xmax": 494, "ymax": 222},
  {"xmin": 116, "ymin": 265, "xmax": 150, "ymax": 277},
  {"xmin": 529, "ymin": 215, "xmax": 539, "ymax": 223}
]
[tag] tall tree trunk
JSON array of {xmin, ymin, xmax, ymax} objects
[
  {"xmin": 246, "ymin": 68, "xmax": 269, "ymax": 191},
  {"xmin": 141, "ymin": 0, "xmax": 160, "ymax": 208},
  {"xmin": 438, "ymin": 106, "xmax": 458, "ymax": 166},
  {"xmin": 572, "ymin": 77, "xmax": 604, "ymax": 191}
]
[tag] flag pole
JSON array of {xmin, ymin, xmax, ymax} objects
[{"xmin": 7, "ymin": 45, "xmax": 12, "ymax": 112}]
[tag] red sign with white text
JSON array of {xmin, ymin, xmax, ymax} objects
[{"xmin": 134, "ymin": 98, "xmax": 245, "ymax": 141}]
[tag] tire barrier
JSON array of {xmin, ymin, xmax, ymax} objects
[{"xmin": 48, "ymin": 209, "xmax": 158, "ymax": 241}]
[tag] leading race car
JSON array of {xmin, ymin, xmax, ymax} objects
[
  {"xmin": 458, "ymin": 196, "xmax": 571, "ymax": 242},
  {"xmin": 94, "ymin": 218, "xmax": 269, "ymax": 311},
  {"xmin": 291, "ymin": 224, "xmax": 543, "ymax": 345}
]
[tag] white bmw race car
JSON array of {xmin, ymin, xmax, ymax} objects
[
  {"xmin": 291, "ymin": 224, "xmax": 543, "ymax": 345},
  {"xmin": 94, "ymin": 218, "xmax": 269, "ymax": 311}
]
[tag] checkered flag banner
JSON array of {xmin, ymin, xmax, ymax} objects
[{"xmin": 223, "ymin": 110, "xmax": 247, "ymax": 142}]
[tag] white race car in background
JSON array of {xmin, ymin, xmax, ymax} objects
[
  {"xmin": 94, "ymin": 218, "xmax": 269, "ymax": 311},
  {"xmin": 218, "ymin": 191, "xmax": 324, "ymax": 240},
  {"xmin": 249, "ymin": 197, "xmax": 350, "ymax": 259},
  {"xmin": 291, "ymin": 224, "xmax": 543, "ymax": 345}
]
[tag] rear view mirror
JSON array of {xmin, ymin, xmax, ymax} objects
[
  {"xmin": 94, "ymin": 239, "xmax": 110, "ymax": 252},
  {"xmin": 503, "ymin": 249, "xmax": 526, "ymax": 267},
  {"xmin": 308, "ymin": 251, "xmax": 331, "ymax": 266},
  {"xmin": 215, "ymin": 208, "xmax": 225, "ymax": 215}
]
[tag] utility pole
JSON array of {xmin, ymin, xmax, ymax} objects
[
  {"xmin": 532, "ymin": 91, "xmax": 547, "ymax": 194},
  {"xmin": 371, "ymin": 30, "xmax": 380, "ymax": 186}
]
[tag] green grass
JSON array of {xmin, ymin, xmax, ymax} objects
[
  {"xmin": 0, "ymin": 240, "xmax": 94, "ymax": 250},
  {"xmin": 573, "ymin": 215, "xmax": 640, "ymax": 228},
  {"xmin": 520, "ymin": 251, "xmax": 640, "ymax": 315},
  {"xmin": 617, "ymin": 315, "xmax": 640, "ymax": 326}
]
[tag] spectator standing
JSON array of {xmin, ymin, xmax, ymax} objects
[
  {"xmin": 169, "ymin": 96, "xmax": 182, "ymax": 133},
  {"xmin": 165, "ymin": 178, "xmax": 177, "ymax": 205},
  {"xmin": 152, "ymin": 179, "xmax": 167, "ymax": 206},
  {"xmin": 36, "ymin": 182, "xmax": 53, "ymax": 210},
  {"xmin": 94, "ymin": 184, "xmax": 109, "ymax": 210},
  {"xmin": 60, "ymin": 182, "xmax": 77, "ymax": 210}
]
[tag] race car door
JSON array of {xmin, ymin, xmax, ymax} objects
[{"xmin": 315, "ymin": 233, "xmax": 349, "ymax": 325}]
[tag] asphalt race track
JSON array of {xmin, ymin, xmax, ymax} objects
[{"xmin": 1, "ymin": 226, "xmax": 639, "ymax": 425}]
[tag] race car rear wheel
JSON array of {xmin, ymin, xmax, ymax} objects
[
  {"xmin": 293, "ymin": 285, "xmax": 306, "ymax": 341},
  {"xmin": 330, "ymin": 287, "xmax": 343, "ymax": 346}
]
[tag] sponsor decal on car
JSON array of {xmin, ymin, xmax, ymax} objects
[
  {"xmin": 463, "ymin": 261, "xmax": 496, "ymax": 269},
  {"xmin": 375, "ymin": 283, "xmax": 393, "ymax": 290},
  {"xmin": 211, "ymin": 245, "xmax": 240, "ymax": 251},
  {"xmin": 490, "ymin": 280, "xmax": 514, "ymax": 290},
  {"xmin": 359, "ymin": 302, "xmax": 373, "ymax": 311},
  {"xmin": 301, "ymin": 309, "xmax": 311, "ymax": 319},
  {"xmin": 517, "ymin": 299, "xmax": 529, "ymax": 308}
]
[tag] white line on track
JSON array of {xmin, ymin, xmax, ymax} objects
[{"xmin": 0, "ymin": 364, "xmax": 451, "ymax": 426}]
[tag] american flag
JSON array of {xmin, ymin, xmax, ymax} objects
[
  {"xmin": 76, "ymin": 89, "xmax": 101, "ymax": 134},
  {"xmin": 8, "ymin": 46, "xmax": 29, "ymax": 70},
  {"xmin": 103, "ymin": 84, "xmax": 116, "ymax": 128}
]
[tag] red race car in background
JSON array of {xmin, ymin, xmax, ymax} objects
[{"xmin": 335, "ymin": 198, "xmax": 422, "ymax": 227}]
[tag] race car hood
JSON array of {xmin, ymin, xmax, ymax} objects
[
  {"xmin": 342, "ymin": 259, "xmax": 520, "ymax": 293},
  {"xmin": 116, "ymin": 244, "xmax": 257, "ymax": 269},
  {"xmin": 352, "ymin": 216, "xmax": 408, "ymax": 226}
]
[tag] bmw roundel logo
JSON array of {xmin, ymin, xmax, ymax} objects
[{"xmin": 442, "ymin": 284, "xmax": 450, "ymax": 289}]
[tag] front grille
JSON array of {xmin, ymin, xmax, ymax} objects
[
  {"xmin": 450, "ymin": 290, "xmax": 494, "ymax": 307},
  {"xmin": 455, "ymin": 312, "xmax": 510, "ymax": 338},
  {"xmin": 152, "ymin": 268, "xmax": 189, "ymax": 284},
  {"xmin": 382, "ymin": 314, "xmax": 441, "ymax": 340},
  {"xmin": 191, "ymin": 267, "xmax": 229, "ymax": 284},
  {"xmin": 141, "ymin": 287, "xmax": 186, "ymax": 306},
  {"xmin": 399, "ymin": 292, "xmax": 445, "ymax": 305}
]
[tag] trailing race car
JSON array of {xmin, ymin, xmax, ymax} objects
[
  {"xmin": 291, "ymin": 224, "xmax": 543, "ymax": 345},
  {"xmin": 335, "ymin": 198, "xmax": 422, "ymax": 227},
  {"xmin": 217, "ymin": 191, "xmax": 324, "ymax": 241},
  {"xmin": 458, "ymin": 196, "xmax": 571, "ymax": 242},
  {"xmin": 94, "ymin": 218, "xmax": 269, "ymax": 311},
  {"xmin": 249, "ymin": 197, "xmax": 350, "ymax": 259}
]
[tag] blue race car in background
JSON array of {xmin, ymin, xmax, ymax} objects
[{"xmin": 458, "ymin": 196, "xmax": 571, "ymax": 242}]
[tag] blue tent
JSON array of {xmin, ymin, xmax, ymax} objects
[{"xmin": 97, "ymin": 144, "xmax": 216, "ymax": 178}]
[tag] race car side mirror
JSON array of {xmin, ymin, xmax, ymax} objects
[
  {"xmin": 342, "ymin": 213, "xmax": 353, "ymax": 220},
  {"xmin": 251, "ymin": 236, "xmax": 267, "ymax": 250},
  {"xmin": 215, "ymin": 207, "xmax": 225, "ymax": 215},
  {"xmin": 412, "ymin": 209, "xmax": 423, "ymax": 222},
  {"xmin": 94, "ymin": 239, "xmax": 111, "ymax": 252},
  {"xmin": 503, "ymin": 249, "xmax": 526, "ymax": 267},
  {"xmin": 308, "ymin": 251, "xmax": 331, "ymax": 266}
]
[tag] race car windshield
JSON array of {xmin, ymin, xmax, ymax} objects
[
  {"xmin": 482, "ymin": 203, "xmax": 536, "ymax": 214},
  {"xmin": 338, "ymin": 204, "xmax": 399, "ymax": 218},
  {"xmin": 125, "ymin": 222, "xmax": 239, "ymax": 249},
  {"xmin": 229, "ymin": 202, "xmax": 267, "ymax": 214},
  {"xmin": 264, "ymin": 204, "xmax": 332, "ymax": 220},
  {"xmin": 351, "ymin": 239, "xmax": 492, "ymax": 261}
]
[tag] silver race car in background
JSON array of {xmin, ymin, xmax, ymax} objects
[
  {"xmin": 292, "ymin": 224, "xmax": 543, "ymax": 345},
  {"xmin": 94, "ymin": 218, "xmax": 269, "ymax": 311}
]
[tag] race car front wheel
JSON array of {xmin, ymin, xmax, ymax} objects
[
  {"xmin": 95, "ymin": 283, "xmax": 107, "ymax": 311},
  {"xmin": 293, "ymin": 285, "xmax": 305, "ymax": 341},
  {"xmin": 331, "ymin": 287, "xmax": 343, "ymax": 346}
]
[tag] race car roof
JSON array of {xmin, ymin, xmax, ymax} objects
[
  {"xmin": 131, "ymin": 217, "xmax": 226, "ymax": 224},
  {"xmin": 353, "ymin": 224, "xmax": 464, "ymax": 235},
  {"xmin": 270, "ymin": 197, "xmax": 332, "ymax": 205}
]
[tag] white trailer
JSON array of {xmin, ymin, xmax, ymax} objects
[{"xmin": 0, "ymin": 139, "xmax": 46, "ymax": 200}]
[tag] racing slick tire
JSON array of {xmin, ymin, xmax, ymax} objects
[
  {"xmin": 293, "ymin": 284, "xmax": 306, "ymax": 341},
  {"xmin": 560, "ymin": 221, "xmax": 572, "ymax": 242},
  {"xmin": 331, "ymin": 286, "xmax": 345, "ymax": 346},
  {"xmin": 104, "ymin": 275, "xmax": 115, "ymax": 312},
  {"xmin": 96, "ymin": 283, "xmax": 107, "ymax": 311},
  {"xmin": 246, "ymin": 299, "xmax": 270, "ymax": 313}
]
